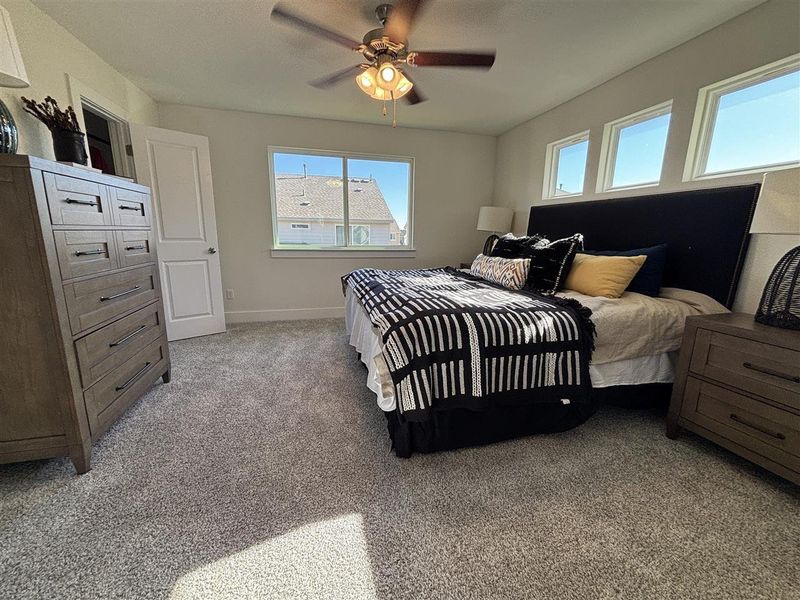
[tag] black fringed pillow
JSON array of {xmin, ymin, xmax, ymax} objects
[
  {"xmin": 523, "ymin": 234, "xmax": 584, "ymax": 294},
  {"xmin": 490, "ymin": 233, "xmax": 549, "ymax": 258}
]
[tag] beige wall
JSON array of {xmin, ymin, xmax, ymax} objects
[
  {"xmin": 1, "ymin": 0, "xmax": 158, "ymax": 160},
  {"xmin": 158, "ymin": 104, "xmax": 496, "ymax": 321},
  {"xmin": 493, "ymin": 0, "xmax": 800, "ymax": 313}
]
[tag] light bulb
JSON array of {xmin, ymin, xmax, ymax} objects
[
  {"xmin": 355, "ymin": 66, "xmax": 378, "ymax": 96},
  {"xmin": 380, "ymin": 65, "xmax": 396, "ymax": 82}
]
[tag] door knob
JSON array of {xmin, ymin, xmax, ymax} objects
[{"xmin": 208, "ymin": 247, "xmax": 217, "ymax": 254}]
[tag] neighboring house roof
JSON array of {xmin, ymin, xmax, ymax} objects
[{"xmin": 275, "ymin": 174, "xmax": 396, "ymax": 222}]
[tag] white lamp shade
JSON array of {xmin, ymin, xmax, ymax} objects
[
  {"xmin": 0, "ymin": 5, "xmax": 27, "ymax": 88},
  {"xmin": 477, "ymin": 206, "xmax": 513, "ymax": 233},
  {"xmin": 750, "ymin": 168, "xmax": 800, "ymax": 235}
]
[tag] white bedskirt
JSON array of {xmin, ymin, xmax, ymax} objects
[{"xmin": 344, "ymin": 288, "xmax": 676, "ymax": 412}]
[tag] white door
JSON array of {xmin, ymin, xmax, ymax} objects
[{"xmin": 130, "ymin": 125, "xmax": 226, "ymax": 341}]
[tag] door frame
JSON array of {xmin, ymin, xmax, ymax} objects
[{"xmin": 66, "ymin": 74, "xmax": 136, "ymax": 179}]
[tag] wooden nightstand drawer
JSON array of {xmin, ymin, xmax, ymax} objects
[
  {"xmin": 683, "ymin": 377, "xmax": 799, "ymax": 471},
  {"xmin": 690, "ymin": 329, "xmax": 800, "ymax": 411}
]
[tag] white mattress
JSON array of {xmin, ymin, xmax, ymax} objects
[{"xmin": 345, "ymin": 288, "xmax": 686, "ymax": 412}]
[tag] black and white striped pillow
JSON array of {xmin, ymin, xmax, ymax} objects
[{"xmin": 469, "ymin": 254, "xmax": 530, "ymax": 290}]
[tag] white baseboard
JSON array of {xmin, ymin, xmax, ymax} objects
[{"xmin": 225, "ymin": 306, "xmax": 345, "ymax": 323}]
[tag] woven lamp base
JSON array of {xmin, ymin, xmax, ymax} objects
[{"xmin": 755, "ymin": 245, "xmax": 800, "ymax": 330}]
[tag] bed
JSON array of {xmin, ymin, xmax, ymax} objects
[{"xmin": 344, "ymin": 184, "xmax": 760, "ymax": 456}]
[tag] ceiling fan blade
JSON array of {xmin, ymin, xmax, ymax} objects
[
  {"xmin": 384, "ymin": 0, "xmax": 426, "ymax": 43},
  {"xmin": 271, "ymin": 4, "xmax": 362, "ymax": 51},
  {"xmin": 401, "ymin": 73, "xmax": 426, "ymax": 105},
  {"xmin": 408, "ymin": 51, "xmax": 496, "ymax": 68},
  {"xmin": 310, "ymin": 64, "xmax": 364, "ymax": 89}
]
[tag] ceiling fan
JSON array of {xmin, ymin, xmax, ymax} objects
[{"xmin": 271, "ymin": 0, "xmax": 496, "ymax": 126}]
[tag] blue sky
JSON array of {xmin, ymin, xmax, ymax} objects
[{"xmin": 273, "ymin": 153, "xmax": 410, "ymax": 228}]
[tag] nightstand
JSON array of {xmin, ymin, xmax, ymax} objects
[{"xmin": 667, "ymin": 313, "xmax": 799, "ymax": 484}]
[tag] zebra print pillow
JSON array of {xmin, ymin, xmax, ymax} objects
[{"xmin": 469, "ymin": 254, "xmax": 531, "ymax": 290}]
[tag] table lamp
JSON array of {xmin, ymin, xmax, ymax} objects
[
  {"xmin": 751, "ymin": 167, "xmax": 800, "ymax": 330},
  {"xmin": 477, "ymin": 206, "xmax": 513, "ymax": 255}
]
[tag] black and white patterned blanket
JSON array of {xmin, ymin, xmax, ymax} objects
[{"xmin": 343, "ymin": 267, "xmax": 595, "ymax": 421}]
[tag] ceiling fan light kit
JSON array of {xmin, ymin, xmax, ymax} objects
[{"xmin": 271, "ymin": 0, "xmax": 496, "ymax": 127}]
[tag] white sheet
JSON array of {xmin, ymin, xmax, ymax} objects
[
  {"xmin": 345, "ymin": 288, "xmax": 696, "ymax": 411},
  {"xmin": 555, "ymin": 287, "xmax": 728, "ymax": 364}
]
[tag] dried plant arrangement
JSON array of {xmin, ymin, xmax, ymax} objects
[{"xmin": 21, "ymin": 96, "xmax": 81, "ymax": 132}]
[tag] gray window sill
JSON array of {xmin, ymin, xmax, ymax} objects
[{"xmin": 271, "ymin": 248, "xmax": 417, "ymax": 258}]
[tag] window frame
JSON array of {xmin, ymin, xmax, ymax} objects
[
  {"xmin": 542, "ymin": 130, "xmax": 590, "ymax": 200},
  {"xmin": 268, "ymin": 146, "xmax": 414, "ymax": 254},
  {"xmin": 683, "ymin": 54, "xmax": 800, "ymax": 182},
  {"xmin": 596, "ymin": 100, "xmax": 673, "ymax": 193}
]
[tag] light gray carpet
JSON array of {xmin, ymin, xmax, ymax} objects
[{"xmin": 1, "ymin": 320, "xmax": 798, "ymax": 600}]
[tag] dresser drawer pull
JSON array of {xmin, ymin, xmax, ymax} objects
[
  {"xmin": 74, "ymin": 248, "xmax": 105, "ymax": 256},
  {"xmin": 115, "ymin": 362, "xmax": 152, "ymax": 391},
  {"xmin": 729, "ymin": 413, "xmax": 786, "ymax": 440},
  {"xmin": 109, "ymin": 324, "xmax": 148, "ymax": 348},
  {"xmin": 124, "ymin": 245, "xmax": 146, "ymax": 251},
  {"xmin": 119, "ymin": 204, "xmax": 141, "ymax": 211},
  {"xmin": 64, "ymin": 198, "xmax": 98, "ymax": 207},
  {"xmin": 742, "ymin": 362, "xmax": 800, "ymax": 383},
  {"xmin": 100, "ymin": 285, "xmax": 140, "ymax": 302}
]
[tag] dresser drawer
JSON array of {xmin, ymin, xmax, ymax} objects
[
  {"xmin": 84, "ymin": 336, "xmax": 167, "ymax": 438},
  {"xmin": 116, "ymin": 230, "xmax": 155, "ymax": 268},
  {"xmin": 53, "ymin": 230, "xmax": 119, "ymax": 280},
  {"xmin": 63, "ymin": 265, "xmax": 160, "ymax": 335},
  {"xmin": 690, "ymin": 330, "xmax": 800, "ymax": 411},
  {"xmin": 75, "ymin": 301, "xmax": 165, "ymax": 388},
  {"xmin": 43, "ymin": 172, "xmax": 112, "ymax": 226},
  {"xmin": 682, "ymin": 377, "xmax": 800, "ymax": 470},
  {"xmin": 111, "ymin": 187, "xmax": 151, "ymax": 227}
]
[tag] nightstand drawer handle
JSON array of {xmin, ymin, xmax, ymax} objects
[
  {"xmin": 74, "ymin": 248, "xmax": 104, "ymax": 256},
  {"xmin": 742, "ymin": 362, "xmax": 800, "ymax": 384},
  {"xmin": 729, "ymin": 413, "xmax": 786, "ymax": 440}
]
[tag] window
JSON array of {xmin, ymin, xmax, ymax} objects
[
  {"xmin": 336, "ymin": 225, "xmax": 370, "ymax": 246},
  {"xmin": 685, "ymin": 54, "xmax": 800, "ymax": 180},
  {"xmin": 597, "ymin": 101, "xmax": 672, "ymax": 192},
  {"xmin": 542, "ymin": 131, "xmax": 589, "ymax": 199},
  {"xmin": 269, "ymin": 147, "xmax": 413, "ymax": 249}
]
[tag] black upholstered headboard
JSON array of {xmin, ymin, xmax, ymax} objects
[{"xmin": 527, "ymin": 185, "xmax": 759, "ymax": 308}]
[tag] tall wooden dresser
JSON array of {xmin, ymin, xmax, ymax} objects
[{"xmin": 0, "ymin": 156, "xmax": 170, "ymax": 474}]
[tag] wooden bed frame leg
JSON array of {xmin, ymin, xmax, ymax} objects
[{"xmin": 70, "ymin": 438, "xmax": 92, "ymax": 474}]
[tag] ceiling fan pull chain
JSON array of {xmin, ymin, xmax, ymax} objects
[
  {"xmin": 382, "ymin": 99, "xmax": 387, "ymax": 117},
  {"xmin": 392, "ymin": 92, "xmax": 397, "ymax": 128}
]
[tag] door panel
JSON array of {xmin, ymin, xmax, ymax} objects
[
  {"xmin": 163, "ymin": 261, "xmax": 214, "ymax": 320},
  {"xmin": 130, "ymin": 125, "xmax": 225, "ymax": 341}
]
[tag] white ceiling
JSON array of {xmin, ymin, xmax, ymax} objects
[{"xmin": 33, "ymin": 0, "xmax": 764, "ymax": 135}]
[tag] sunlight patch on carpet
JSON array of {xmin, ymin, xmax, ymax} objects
[{"xmin": 170, "ymin": 514, "xmax": 378, "ymax": 600}]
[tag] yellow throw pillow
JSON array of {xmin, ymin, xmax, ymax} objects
[{"xmin": 564, "ymin": 253, "xmax": 647, "ymax": 298}]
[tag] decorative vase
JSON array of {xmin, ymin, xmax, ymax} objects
[
  {"xmin": 0, "ymin": 98, "xmax": 18, "ymax": 153},
  {"xmin": 755, "ymin": 246, "xmax": 800, "ymax": 330},
  {"xmin": 51, "ymin": 128, "xmax": 87, "ymax": 165}
]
